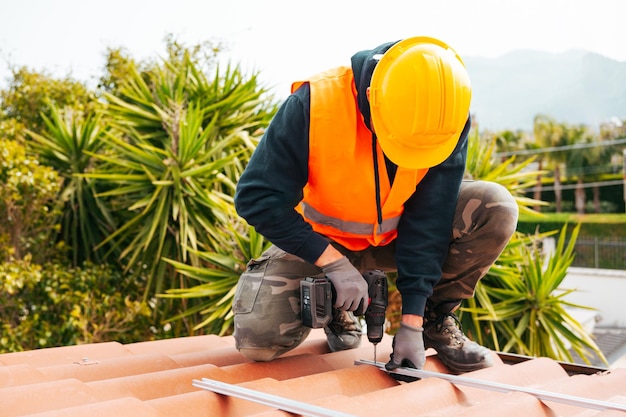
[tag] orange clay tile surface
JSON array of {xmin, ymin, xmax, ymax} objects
[{"xmin": 1, "ymin": 329, "xmax": 625, "ymax": 417}]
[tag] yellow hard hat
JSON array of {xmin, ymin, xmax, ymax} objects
[{"xmin": 369, "ymin": 36, "xmax": 471, "ymax": 169}]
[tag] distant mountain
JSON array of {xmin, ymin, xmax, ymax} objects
[{"xmin": 464, "ymin": 50, "xmax": 626, "ymax": 132}]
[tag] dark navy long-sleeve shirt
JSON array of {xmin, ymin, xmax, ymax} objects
[{"xmin": 235, "ymin": 81, "xmax": 469, "ymax": 317}]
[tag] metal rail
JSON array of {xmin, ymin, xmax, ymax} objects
[
  {"xmin": 355, "ymin": 359, "xmax": 626, "ymax": 412},
  {"xmin": 192, "ymin": 378, "xmax": 357, "ymax": 417}
]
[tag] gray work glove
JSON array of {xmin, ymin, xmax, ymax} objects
[
  {"xmin": 322, "ymin": 256, "xmax": 368, "ymax": 312},
  {"xmin": 385, "ymin": 322, "xmax": 426, "ymax": 371}
]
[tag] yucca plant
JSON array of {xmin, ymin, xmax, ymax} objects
[
  {"xmin": 26, "ymin": 104, "xmax": 114, "ymax": 265},
  {"xmin": 460, "ymin": 224, "xmax": 607, "ymax": 365},
  {"xmin": 461, "ymin": 131, "xmax": 606, "ymax": 365},
  {"xmin": 83, "ymin": 50, "xmax": 276, "ymax": 334},
  {"xmin": 386, "ymin": 128, "xmax": 551, "ymax": 336},
  {"xmin": 159, "ymin": 223, "xmax": 270, "ymax": 335}
]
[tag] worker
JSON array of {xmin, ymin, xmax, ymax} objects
[{"xmin": 232, "ymin": 36, "xmax": 519, "ymax": 374}]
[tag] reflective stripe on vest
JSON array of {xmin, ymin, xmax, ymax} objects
[{"xmin": 300, "ymin": 202, "xmax": 401, "ymax": 236}]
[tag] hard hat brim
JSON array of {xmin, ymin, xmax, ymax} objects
[{"xmin": 377, "ymin": 130, "xmax": 460, "ymax": 169}]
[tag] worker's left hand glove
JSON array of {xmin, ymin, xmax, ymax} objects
[{"xmin": 385, "ymin": 322, "xmax": 425, "ymax": 371}]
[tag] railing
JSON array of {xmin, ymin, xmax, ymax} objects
[{"xmin": 570, "ymin": 236, "xmax": 626, "ymax": 270}]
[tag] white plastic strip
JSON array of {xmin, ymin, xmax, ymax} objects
[
  {"xmin": 193, "ymin": 378, "xmax": 357, "ymax": 417},
  {"xmin": 355, "ymin": 359, "xmax": 626, "ymax": 412}
]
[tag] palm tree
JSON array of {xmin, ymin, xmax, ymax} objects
[
  {"xmin": 593, "ymin": 120, "xmax": 626, "ymax": 213},
  {"xmin": 562, "ymin": 124, "xmax": 594, "ymax": 214},
  {"xmin": 466, "ymin": 129, "xmax": 546, "ymax": 215},
  {"xmin": 533, "ymin": 114, "xmax": 568, "ymax": 212},
  {"xmin": 493, "ymin": 129, "xmax": 528, "ymax": 158},
  {"xmin": 561, "ymin": 123, "xmax": 620, "ymax": 214}
]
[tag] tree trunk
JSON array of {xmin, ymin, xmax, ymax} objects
[
  {"xmin": 534, "ymin": 160, "xmax": 543, "ymax": 211},
  {"xmin": 554, "ymin": 164, "xmax": 563, "ymax": 213},
  {"xmin": 575, "ymin": 179, "xmax": 585, "ymax": 214},
  {"xmin": 593, "ymin": 186, "xmax": 601, "ymax": 213}
]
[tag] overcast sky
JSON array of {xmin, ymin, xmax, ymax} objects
[{"xmin": 1, "ymin": 0, "xmax": 625, "ymax": 95}]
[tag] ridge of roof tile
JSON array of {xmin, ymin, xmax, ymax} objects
[
  {"xmin": 0, "ymin": 364, "xmax": 50, "ymax": 388},
  {"xmin": 1, "ymin": 378, "xmax": 100, "ymax": 417},
  {"xmin": 125, "ymin": 334, "xmax": 234, "ymax": 356},
  {"xmin": 25, "ymin": 397, "xmax": 165, "ymax": 417},
  {"xmin": 39, "ymin": 353, "xmax": 180, "ymax": 382},
  {"xmin": 0, "ymin": 341, "xmax": 131, "ymax": 367},
  {"xmin": 2, "ymin": 329, "xmax": 626, "ymax": 417}
]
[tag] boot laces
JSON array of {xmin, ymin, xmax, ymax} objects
[
  {"xmin": 327, "ymin": 309, "xmax": 359, "ymax": 336},
  {"xmin": 432, "ymin": 313, "xmax": 465, "ymax": 346}
]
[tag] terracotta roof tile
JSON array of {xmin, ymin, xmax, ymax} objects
[
  {"xmin": 2, "ymin": 329, "xmax": 625, "ymax": 417},
  {"xmin": 27, "ymin": 397, "xmax": 166, "ymax": 417},
  {"xmin": 125, "ymin": 334, "xmax": 234, "ymax": 356},
  {"xmin": 0, "ymin": 341, "xmax": 131, "ymax": 367},
  {"xmin": 0, "ymin": 364, "xmax": 50, "ymax": 388},
  {"xmin": 1, "ymin": 379, "xmax": 99, "ymax": 417},
  {"xmin": 39, "ymin": 354, "xmax": 180, "ymax": 382}
]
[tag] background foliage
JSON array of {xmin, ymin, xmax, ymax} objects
[
  {"xmin": 0, "ymin": 258, "xmax": 152, "ymax": 351},
  {"xmin": 87, "ymin": 43, "xmax": 276, "ymax": 335},
  {"xmin": 0, "ymin": 36, "xmax": 277, "ymax": 348},
  {"xmin": 460, "ymin": 132, "xmax": 607, "ymax": 364},
  {"xmin": 459, "ymin": 226, "xmax": 607, "ymax": 365},
  {"xmin": 0, "ymin": 35, "xmax": 621, "ymax": 365},
  {"xmin": 0, "ymin": 138, "xmax": 61, "ymax": 263}
]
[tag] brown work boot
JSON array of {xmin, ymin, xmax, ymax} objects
[
  {"xmin": 423, "ymin": 304, "xmax": 493, "ymax": 374},
  {"xmin": 324, "ymin": 309, "xmax": 362, "ymax": 351}
]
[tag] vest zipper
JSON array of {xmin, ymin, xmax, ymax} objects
[{"xmin": 372, "ymin": 134, "xmax": 383, "ymax": 233}]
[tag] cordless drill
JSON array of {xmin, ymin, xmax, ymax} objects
[{"xmin": 301, "ymin": 270, "xmax": 388, "ymax": 362}]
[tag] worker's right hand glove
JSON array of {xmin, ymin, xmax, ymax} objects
[
  {"xmin": 385, "ymin": 322, "xmax": 426, "ymax": 371},
  {"xmin": 321, "ymin": 256, "xmax": 368, "ymax": 312}
]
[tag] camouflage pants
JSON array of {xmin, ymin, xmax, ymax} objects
[{"xmin": 232, "ymin": 180, "xmax": 519, "ymax": 361}]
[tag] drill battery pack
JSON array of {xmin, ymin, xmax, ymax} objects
[
  {"xmin": 300, "ymin": 277, "xmax": 332, "ymax": 328},
  {"xmin": 300, "ymin": 270, "xmax": 388, "ymax": 337}
]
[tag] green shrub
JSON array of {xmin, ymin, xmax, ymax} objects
[
  {"xmin": 517, "ymin": 212, "xmax": 626, "ymax": 237},
  {"xmin": 0, "ymin": 258, "xmax": 154, "ymax": 352},
  {"xmin": 0, "ymin": 138, "xmax": 61, "ymax": 263}
]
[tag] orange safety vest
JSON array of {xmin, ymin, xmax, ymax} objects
[{"xmin": 292, "ymin": 67, "xmax": 429, "ymax": 251}]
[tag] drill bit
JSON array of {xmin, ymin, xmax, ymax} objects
[{"xmin": 363, "ymin": 270, "xmax": 387, "ymax": 365}]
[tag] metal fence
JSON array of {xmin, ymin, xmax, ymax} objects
[{"xmin": 570, "ymin": 236, "xmax": 626, "ymax": 270}]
